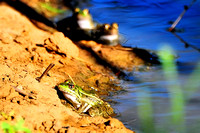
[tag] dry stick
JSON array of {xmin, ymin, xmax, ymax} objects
[
  {"xmin": 172, "ymin": 32, "xmax": 200, "ymax": 52},
  {"xmin": 168, "ymin": 0, "xmax": 200, "ymax": 52},
  {"xmin": 169, "ymin": 0, "xmax": 196, "ymax": 31},
  {"xmin": 67, "ymin": 73, "xmax": 76, "ymax": 85},
  {"xmin": 36, "ymin": 63, "xmax": 55, "ymax": 82},
  {"xmin": 12, "ymin": 86, "xmax": 36, "ymax": 99}
]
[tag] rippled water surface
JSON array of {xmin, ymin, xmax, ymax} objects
[{"xmin": 86, "ymin": 0, "xmax": 200, "ymax": 132}]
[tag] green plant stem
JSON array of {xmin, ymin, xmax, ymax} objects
[
  {"xmin": 40, "ymin": 2, "xmax": 66, "ymax": 14},
  {"xmin": 1, "ymin": 118, "xmax": 31, "ymax": 133},
  {"xmin": 159, "ymin": 45, "xmax": 185, "ymax": 133},
  {"xmin": 137, "ymin": 91, "xmax": 155, "ymax": 133}
]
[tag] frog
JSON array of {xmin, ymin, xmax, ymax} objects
[
  {"xmin": 56, "ymin": 8, "xmax": 95, "ymax": 40},
  {"xmin": 94, "ymin": 23, "xmax": 119, "ymax": 46},
  {"xmin": 58, "ymin": 80, "xmax": 114, "ymax": 118},
  {"xmin": 73, "ymin": 8, "xmax": 95, "ymax": 30}
]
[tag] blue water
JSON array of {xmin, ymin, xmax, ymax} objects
[{"xmin": 85, "ymin": 0, "xmax": 200, "ymax": 132}]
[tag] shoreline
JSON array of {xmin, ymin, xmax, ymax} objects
[{"xmin": 0, "ymin": 3, "xmax": 135, "ymax": 132}]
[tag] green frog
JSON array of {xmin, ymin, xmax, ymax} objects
[
  {"xmin": 94, "ymin": 23, "xmax": 119, "ymax": 46},
  {"xmin": 58, "ymin": 80, "xmax": 114, "ymax": 118},
  {"xmin": 74, "ymin": 8, "xmax": 95, "ymax": 30},
  {"xmin": 56, "ymin": 8, "xmax": 95, "ymax": 40}
]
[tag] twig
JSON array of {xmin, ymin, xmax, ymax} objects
[
  {"xmin": 172, "ymin": 32, "xmax": 200, "ymax": 52},
  {"xmin": 67, "ymin": 73, "xmax": 76, "ymax": 85},
  {"xmin": 12, "ymin": 86, "xmax": 36, "ymax": 99},
  {"xmin": 169, "ymin": 0, "xmax": 196, "ymax": 32},
  {"xmin": 36, "ymin": 63, "xmax": 55, "ymax": 82}
]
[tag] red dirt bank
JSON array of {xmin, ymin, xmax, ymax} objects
[{"xmin": 0, "ymin": 3, "xmax": 134, "ymax": 133}]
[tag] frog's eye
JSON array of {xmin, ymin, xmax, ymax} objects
[
  {"xmin": 112, "ymin": 23, "xmax": 118, "ymax": 29},
  {"xmin": 75, "ymin": 8, "xmax": 80, "ymax": 13},
  {"xmin": 83, "ymin": 9, "xmax": 89, "ymax": 16},
  {"xmin": 104, "ymin": 24, "xmax": 110, "ymax": 30},
  {"xmin": 68, "ymin": 84, "xmax": 75, "ymax": 89}
]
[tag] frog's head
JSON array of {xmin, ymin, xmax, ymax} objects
[
  {"xmin": 74, "ymin": 8, "xmax": 94, "ymax": 30},
  {"xmin": 74, "ymin": 8, "xmax": 90, "ymax": 18},
  {"xmin": 58, "ymin": 80, "xmax": 79, "ymax": 98},
  {"xmin": 96, "ymin": 23, "xmax": 119, "ymax": 45},
  {"xmin": 75, "ymin": 8, "xmax": 90, "ymax": 17},
  {"xmin": 103, "ymin": 23, "xmax": 118, "ymax": 35},
  {"xmin": 58, "ymin": 80, "xmax": 81, "ymax": 108}
]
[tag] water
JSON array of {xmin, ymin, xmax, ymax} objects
[
  {"xmin": 83, "ymin": 0, "xmax": 200, "ymax": 132},
  {"xmin": 87, "ymin": 0, "xmax": 200, "ymax": 132}
]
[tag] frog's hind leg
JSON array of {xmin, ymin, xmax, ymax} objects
[
  {"xmin": 78, "ymin": 103, "xmax": 91, "ymax": 114},
  {"xmin": 83, "ymin": 104, "xmax": 92, "ymax": 113}
]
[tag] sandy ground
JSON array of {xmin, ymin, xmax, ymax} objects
[{"xmin": 0, "ymin": 3, "xmax": 134, "ymax": 133}]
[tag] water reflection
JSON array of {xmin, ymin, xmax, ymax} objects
[{"xmin": 87, "ymin": 0, "xmax": 200, "ymax": 132}]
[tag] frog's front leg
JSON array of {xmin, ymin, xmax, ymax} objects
[{"xmin": 77, "ymin": 103, "xmax": 91, "ymax": 114}]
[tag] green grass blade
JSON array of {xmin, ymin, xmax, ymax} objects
[
  {"xmin": 40, "ymin": 2, "xmax": 66, "ymax": 14},
  {"xmin": 15, "ymin": 119, "xmax": 31, "ymax": 133},
  {"xmin": 1, "ymin": 122, "xmax": 14, "ymax": 133},
  {"xmin": 159, "ymin": 45, "xmax": 185, "ymax": 133},
  {"xmin": 137, "ymin": 91, "xmax": 155, "ymax": 133}
]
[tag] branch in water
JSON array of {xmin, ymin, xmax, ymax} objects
[
  {"xmin": 168, "ymin": 0, "xmax": 196, "ymax": 32},
  {"xmin": 172, "ymin": 32, "xmax": 200, "ymax": 52}
]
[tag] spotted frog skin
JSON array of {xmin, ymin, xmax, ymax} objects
[{"xmin": 58, "ymin": 80, "xmax": 114, "ymax": 118}]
